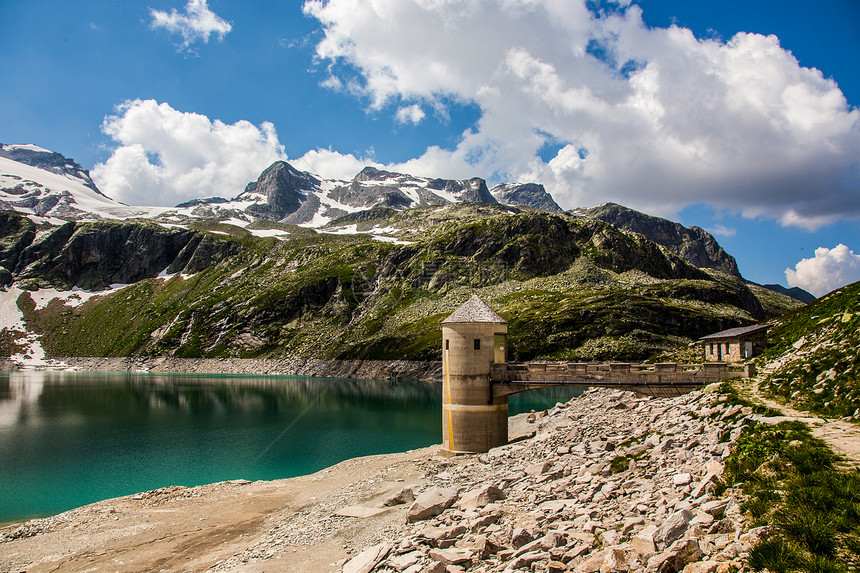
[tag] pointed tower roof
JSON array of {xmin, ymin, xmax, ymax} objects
[{"xmin": 442, "ymin": 295, "xmax": 506, "ymax": 324}]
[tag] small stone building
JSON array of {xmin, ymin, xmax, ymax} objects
[
  {"xmin": 441, "ymin": 294, "xmax": 509, "ymax": 453},
  {"xmin": 700, "ymin": 324, "xmax": 770, "ymax": 362}
]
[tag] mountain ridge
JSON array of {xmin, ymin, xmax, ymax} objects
[
  {"xmin": 0, "ymin": 144, "xmax": 808, "ymax": 366},
  {"xmin": 0, "ymin": 145, "xmax": 760, "ymax": 284},
  {"xmin": 0, "ymin": 204, "xmax": 803, "ymax": 365},
  {"xmin": 573, "ymin": 202, "xmax": 741, "ymax": 278}
]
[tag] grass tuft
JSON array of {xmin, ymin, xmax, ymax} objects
[
  {"xmin": 747, "ymin": 538, "xmax": 803, "ymax": 573},
  {"xmin": 802, "ymin": 554, "xmax": 848, "ymax": 573},
  {"xmin": 609, "ymin": 455, "xmax": 629, "ymax": 474},
  {"xmin": 718, "ymin": 382, "xmax": 860, "ymax": 570}
]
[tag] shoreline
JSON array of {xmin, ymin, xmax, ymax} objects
[
  {"xmin": 1, "ymin": 385, "xmax": 761, "ymax": 573},
  {"xmin": 0, "ymin": 410, "xmax": 540, "ymax": 534},
  {"xmin": 0, "ymin": 356, "xmax": 444, "ymax": 381}
]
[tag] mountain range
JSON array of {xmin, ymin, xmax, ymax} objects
[
  {"xmin": 0, "ymin": 143, "xmax": 811, "ymax": 365},
  {"xmin": 1, "ymin": 143, "xmax": 560, "ymax": 224},
  {"xmin": 0, "ymin": 143, "xmax": 755, "ymax": 280}
]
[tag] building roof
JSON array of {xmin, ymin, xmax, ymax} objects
[
  {"xmin": 442, "ymin": 295, "xmax": 507, "ymax": 324},
  {"xmin": 699, "ymin": 324, "xmax": 771, "ymax": 341}
]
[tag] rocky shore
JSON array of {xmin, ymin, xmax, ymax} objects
[
  {"xmin": 1, "ymin": 383, "xmax": 762, "ymax": 573},
  {"xmin": 0, "ymin": 357, "xmax": 443, "ymax": 381},
  {"xmin": 332, "ymin": 385, "xmax": 757, "ymax": 573}
]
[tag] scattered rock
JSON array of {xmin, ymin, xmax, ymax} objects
[
  {"xmin": 524, "ymin": 461, "xmax": 552, "ymax": 476},
  {"xmin": 427, "ymin": 547, "xmax": 474, "ymax": 566},
  {"xmin": 511, "ymin": 527, "xmax": 535, "ymax": 549},
  {"xmin": 383, "ymin": 487, "xmax": 416, "ymax": 507},
  {"xmin": 648, "ymin": 538, "xmax": 703, "ymax": 573},
  {"xmin": 7, "ymin": 385, "xmax": 759, "ymax": 573},
  {"xmin": 573, "ymin": 548, "xmax": 608, "ymax": 573},
  {"xmin": 682, "ymin": 560, "xmax": 721, "ymax": 573},
  {"xmin": 632, "ymin": 524, "xmax": 658, "ymax": 556},
  {"xmin": 700, "ymin": 499, "xmax": 728, "ymax": 518}
]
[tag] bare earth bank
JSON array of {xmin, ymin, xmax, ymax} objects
[
  {"xmin": 0, "ymin": 447, "xmax": 436, "ymax": 573},
  {"xmin": 0, "ymin": 357, "xmax": 443, "ymax": 381}
]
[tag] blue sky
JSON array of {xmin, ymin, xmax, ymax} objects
[{"xmin": 1, "ymin": 0, "xmax": 859, "ymax": 293}]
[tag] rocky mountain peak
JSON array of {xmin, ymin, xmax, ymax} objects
[
  {"xmin": 426, "ymin": 177, "xmax": 497, "ymax": 204},
  {"xmin": 0, "ymin": 143, "xmax": 163, "ymax": 221},
  {"xmin": 0, "ymin": 144, "xmax": 758, "ymax": 293},
  {"xmin": 354, "ymin": 166, "xmax": 401, "ymax": 182},
  {"xmin": 575, "ymin": 202, "xmax": 741, "ymax": 277},
  {"xmin": 0, "ymin": 143, "xmax": 104, "ymax": 196},
  {"xmin": 490, "ymin": 182, "xmax": 562, "ymax": 212},
  {"xmin": 235, "ymin": 161, "xmax": 320, "ymax": 220}
]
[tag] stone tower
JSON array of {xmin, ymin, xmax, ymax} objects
[{"xmin": 441, "ymin": 295, "xmax": 509, "ymax": 453}]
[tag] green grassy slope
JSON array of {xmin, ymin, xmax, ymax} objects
[
  {"xmin": 715, "ymin": 383, "xmax": 860, "ymax": 571},
  {"xmin": 15, "ymin": 206, "xmax": 801, "ymax": 361},
  {"xmin": 760, "ymin": 281, "xmax": 860, "ymax": 419}
]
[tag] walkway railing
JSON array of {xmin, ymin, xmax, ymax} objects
[{"xmin": 490, "ymin": 361, "xmax": 754, "ymax": 399}]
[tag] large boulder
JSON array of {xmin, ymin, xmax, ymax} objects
[
  {"xmin": 457, "ymin": 484, "xmax": 505, "ymax": 510},
  {"xmin": 342, "ymin": 542, "xmax": 391, "ymax": 573},
  {"xmin": 427, "ymin": 547, "xmax": 475, "ymax": 566},
  {"xmin": 383, "ymin": 486, "xmax": 415, "ymax": 507},
  {"xmin": 654, "ymin": 509, "xmax": 693, "ymax": 550},
  {"xmin": 632, "ymin": 524, "xmax": 659, "ymax": 556},
  {"xmin": 406, "ymin": 487, "xmax": 459, "ymax": 522}
]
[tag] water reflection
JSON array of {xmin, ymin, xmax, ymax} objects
[
  {"xmin": 0, "ymin": 372, "xmax": 45, "ymax": 428},
  {"xmin": 0, "ymin": 371, "xmax": 441, "ymax": 426},
  {"xmin": 0, "ymin": 371, "xmax": 579, "ymax": 523}
]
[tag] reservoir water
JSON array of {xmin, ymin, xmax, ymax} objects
[{"xmin": 0, "ymin": 371, "xmax": 581, "ymax": 524}]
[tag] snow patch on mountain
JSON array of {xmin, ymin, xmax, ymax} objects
[
  {"xmin": 3, "ymin": 144, "xmax": 53, "ymax": 154},
  {"xmin": 0, "ymin": 286, "xmax": 49, "ymax": 368},
  {"xmin": 0, "ymin": 146, "xmax": 169, "ymax": 221},
  {"xmin": 0, "ymin": 145, "xmax": 562, "ymax": 232},
  {"xmin": 28, "ymin": 287, "xmax": 104, "ymax": 311}
]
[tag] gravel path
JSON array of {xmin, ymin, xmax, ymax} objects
[{"xmin": 746, "ymin": 376, "xmax": 860, "ymax": 468}]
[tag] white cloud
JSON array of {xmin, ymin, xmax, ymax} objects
[
  {"xmin": 303, "ymin": 0, "xmax": 860, "ymax": 226},
  {"xmin": 786, "ymin": 244, "xmax": 860, "ymax": 297},
  {"xmin": 92, "ymin": 99, "xmax": 286, "ymax": 206},
  {"xmin": 395, "ymin": 104, "xmax": 426, "ymax": 125},
  {"xmin": 150, "ymin": 0, "xmax": 232, "ymax": 51},
  {"xmin": 708, "ymin": 224, "xmax": 736, "ymax": 238},
  {"xmin": 296, "ymin": 148, "xmax": 380, "ymax": 181},
  {"xmin": 778, "ymin": 209, "xmax": 837, "ymax": 232}
]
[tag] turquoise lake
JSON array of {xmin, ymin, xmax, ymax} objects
[{"xmin": 0, "ymin": 371, "xmax": 581, "ymax": 524}]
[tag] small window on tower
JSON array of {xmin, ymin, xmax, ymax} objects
[
  {"xmin": 474, "ymin": 339, "xmax": 481, "ymax": 350},
  {"xmin": 445, "ymin": 339, "xmax": 449, "ymax": 350}
]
